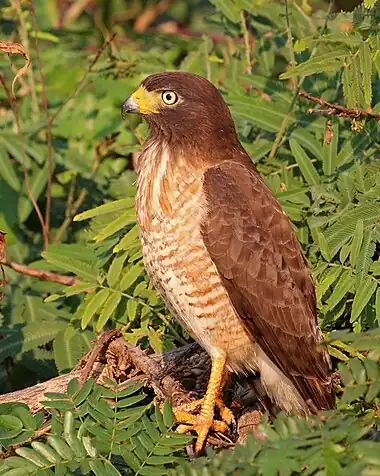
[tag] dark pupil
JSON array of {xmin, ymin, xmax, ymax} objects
[{"xmin": 166, "ymin": 93, "xmax": 172, "ymax": 101}]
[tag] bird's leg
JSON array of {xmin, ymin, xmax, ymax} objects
[{"xmin": 174, "ymin": 356, "xmax": 233, "ymax": 453}]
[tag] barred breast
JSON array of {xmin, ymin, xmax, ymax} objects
[{"xmin": 135, "ymin": 145, "xmax": 258, "ymax": 372}]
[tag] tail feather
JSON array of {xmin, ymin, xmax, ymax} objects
[{"xmin": 292, "ymin": 375, "xmax": 335, "ymax": 412}]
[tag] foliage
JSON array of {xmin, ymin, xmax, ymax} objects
[
  {"xmin": 1, "ymin": 0, "xmax": 380, "ymax": 473},
  {"xmin": 0, "ymin": 379, "xmax": 191, "ymax": 475}
]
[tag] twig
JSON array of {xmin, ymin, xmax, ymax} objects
[
  {"xmin": 78, "ymin": 330, "xmax": 121, "ymax": 385},
  {"xmin": 51, "ymin": 33, "xmax": 116, "ymax": 125},
  {"xmin": 28, "ymin": 0, "xmax": 53, "ymax": 250},
  {"xmin": 11, "ymin": 0, "xmax": 40, "ymax": 120},
  {"xmin": 0, "ymin": 260, "xmax": 82, "ymax": 287},
  {"xmin": 0, "ymin": 74, "xmax": 48, "ymax": 248},
  {"xmin": 133, "ymin": 0, "xmax": 174, "ymax": 33},
  {"xmin": 267, "ymin": 0, "xmax": 298, "ymax": 161},
  {"xmin": 54, "ymin": 148, "xmax": 102, "ymax": 244},
  {"xmin": 240, "ymin": 10, "xmax": 252, "ymax": 75},
  {"xmin": 0, "ymin": 424, "xmax": 51, "ymax": 459},
  {"xmin": 284, "ymin": 0, "xmax": 297, "ymax": 91},
  {"xmin": 110, "ymin": 338, "xmax": 194, "ymax": 406},
  {"xmin": 267, "ymin": 0, "xmax": 334, "ymax": 161},
  {"xmin": 299, "ymin": 91, "xmax": 380, "ymax": 121}
]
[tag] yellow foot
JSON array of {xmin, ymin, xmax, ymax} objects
[{"xmin": 173, "ymin": 397, "xmax": 234, "ymax": 453}]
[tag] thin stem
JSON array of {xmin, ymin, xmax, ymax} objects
[
  {"xmin": 0, "ymin": 74, "xmax": 48, "ymax": 248},
  {"xmin": 12, "ymin": 0, "xmax": 40, "ymax": 120},
  {"xmin": 240, "ymin": 10, "xmax": 252, "ymax": 75},
  {"xmin": 28, "ymin": 0, "xmax": 53, "ymax": 250},
  {"xmin": 1, "ymin": 259, "xmax": 82, "ymax": 287},
  {"xmin": 53, "ymin": 188, "xmax": 88, "ymax": 243},
  {"xmin": 50, "ymin": 33, "xmax": 116, "ymax": 124},
  {"xmin": 267, "ymin": 0, "xmax": 334, "ymax": 162},
  {"xmin": 284, "ymin": 0, "xmax": 297, "ymax": 91}
]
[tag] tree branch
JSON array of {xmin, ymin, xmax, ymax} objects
[
  {"xmin": 299, "ymin": 91, "xmax": 380, "ymax": 121},
  {"xmin": 0, "ymin": 260, "xmax": 82, "ymax": 287}
]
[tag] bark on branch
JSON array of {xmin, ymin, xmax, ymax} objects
[
  {"xmin": 0, "ymin": 260, "xmax": 82, "ymax": 287},
  {"xmin": 299, "ymin": 91, "xmax": 380, "ymax": 121}
]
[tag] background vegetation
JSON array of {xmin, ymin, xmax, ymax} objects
[{"xmin": 1, "ymin": 0, "xmax": 380, "ymax": 474}]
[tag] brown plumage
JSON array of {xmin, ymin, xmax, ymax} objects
[{"xmin": 122, "ymin": 72, "xmax": 335, "ymax": 451}]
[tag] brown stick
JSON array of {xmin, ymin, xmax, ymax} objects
[
  {"xmin": 0, "ymin": 369, "xmax": 83, "ymax": 412},
  {"xmin": 0, "ymin": 260, "xmax": 82, "ymax": 287},
  {"xmin": 299, "ymin": 91, "xmax": 380, "ymax": 121},
  {"xmin": 28, "ymin": 0, "xmax": 54, "ymax": 250}
]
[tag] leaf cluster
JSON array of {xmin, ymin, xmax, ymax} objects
[{"xmin": 0, "ymin": 378, "xmax": 191, "ymax": 475}]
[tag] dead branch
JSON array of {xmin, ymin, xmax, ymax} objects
[
  {"xmin": 0, "ymin": 331, "xmax": 267, "ymax": 452},
  {"xmin": 299, "ymin": 91, "xmax": 380, "ymax": 121},
  {"xmin": 0, "ymin": 333, "xmax": 208, "ymax": 414},
  {"xmin": 0, "ymin": 369, "xmax": 84, "ymax": 412},
  {"xmin": 0, "ymin": 260, "xmax": 83, "ymax": 287}
]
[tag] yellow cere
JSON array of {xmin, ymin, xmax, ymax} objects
[{"xmin": 131, "ymin": 87, "xmax": 161, "ymax": 114}]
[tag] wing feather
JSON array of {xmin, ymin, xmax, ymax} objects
[{"xmin": 201, "ymin": 160, "xmax": 334, "ymax": 410}]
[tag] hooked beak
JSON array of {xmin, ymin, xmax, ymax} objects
[{"xmin": 121, "ymin": 96, "xmax": 139, "ymax": 118}]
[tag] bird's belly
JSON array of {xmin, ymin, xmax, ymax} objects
[{"xmin": 140, "ymin": 219, "xmax": 258, "ymax": 374}]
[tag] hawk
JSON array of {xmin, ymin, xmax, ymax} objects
[{"xmin": 122, "ymin": 72, "xmax": 335, "ymax": 451}]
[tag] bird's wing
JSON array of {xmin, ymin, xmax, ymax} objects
[{"xmin": 201, "ymin": 160, "xmax": 334, "ymax": 409}]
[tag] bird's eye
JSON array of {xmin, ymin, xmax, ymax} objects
[{"xmin": 161, "ymin": 90, "xmax": 178, "ymax": 105}]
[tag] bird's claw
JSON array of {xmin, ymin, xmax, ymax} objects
[{"xmin": 173, "ymin": 398, "xmax": 234, "ymax": 453}]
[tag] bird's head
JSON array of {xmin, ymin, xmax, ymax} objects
[{"xmin": 122, "ymin": 72, "xmax": 238, "ymax": 147}]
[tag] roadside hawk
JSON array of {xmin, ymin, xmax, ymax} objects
[{"xmin": 122, "ymin": 72, "xmax": 335, "ymax": 452}]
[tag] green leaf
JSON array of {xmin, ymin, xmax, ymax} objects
[
  {"xmin": 42, "ymin": 250, "xmax": 96, "ymax": 282},
  {"xmin": 114, "ymin": 225, "xmax": 140, "ymax": 252},
  {"xmin": 162, "ymin": 401, "xmax": 174, "ymax": 428},
  {"xmin": 326, "ymin": 269, "xmax": 353, "ymax": 311},
  {"xmin": 343, "ymin": 61, "xmax": 357, "ymax": 109},
  {"xmin": 350, "ymin": 220, "xmax": 364, "ymax": 268},
  {"xmin": 289, "ymin": 139, "xmax": 320, "ymax": 186},
  {"xmin": 127, "ymin": 299, "xmax": 138, "ymax": 321},
  {"xmin": 280, "ymin": 49, "xmax": 348, "ymax": 79},
  {"xmin": 96, "ymin": 292, "xmax": 122, "ymax": 331},
  {"xmin": 357, "ymin": 229, "xmax": 376, "ymax": 282},
  {"xmin": 229, "ymin": 96, "xmax": 294, "ymax": 133},
  {"xmin": 81, "ymin": 289, "xmax": 110, "ymax": 329},
  {"xmin": 359, "ymin": 42, "xmax": 372, "ymax": 107},
  {"xmin": 31, "ymin": 442, "xmax": 60, "ymax": 464},
  {"xmin": 120, "ymin": 447, "xmax": 141, "ymax": 472},
  {"xmin": 119, "ymin": 263, "xmax": 144, "ymax": 292},
  {"xmin": 107, "ymin": 252, "xmax": 129, "ymax": 288},
  {"xmin": 93, "ymin": 212, "xmax": 136, "ymax": 242},
  {"xmin": 73, "ymin": 379, "xmax": 94, "ymax": 406},
  {"xmin": 364, "ymin": 0, "xmax": 377, "ymax": 9},
  {"xmin": 14, "ymin": 447, "xmax": 48, "ymax": 467},
  {"xmin": 63, "ymin": 283, "xmax": 97, "ymax": 296},
  {"xmin": 0, "ymin": 144, "xmax": 20, "ymax": 191},
  {"xmin": 317, "ymin": 230, "xmax": 331, "ymax": 261},
  {"xmin": 375, "ymin": 288, "xmax": 380, "ymax": 325},
  {"xmin": 0, "ymin": 415, "xmax": 23, "ymax": 440},
  {"xmin": 351, "ymin": 277, "xmax": 377, "ymax": 322},
  {"xmin": 74, "ymin": 198, "xmax": 134, "ymax": 221},
  {"xmin": 54, "ymin": 330, "xmax": 84, "ymax": 373},
  {"xmin": 208, "ymin": 0, "xmax": 240, "ymax": 23}
]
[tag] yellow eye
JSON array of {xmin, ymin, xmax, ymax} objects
[{"xmin": 161, "ymin": 90, "xmax": 178, "ymax": 105}]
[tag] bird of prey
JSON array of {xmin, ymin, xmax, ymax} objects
[{"xmin": 122, "ymin": 72, "xmax": 335, "ymax": 452}]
